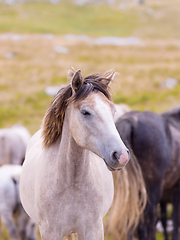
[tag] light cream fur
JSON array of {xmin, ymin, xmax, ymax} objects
[{"xmin": 20, "ymin": 70, "xmax": 129, "ymax": 240}]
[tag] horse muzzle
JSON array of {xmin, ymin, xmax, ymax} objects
[{"xmin": 104, "ymin": 149, "xmax": 130, "ymax": 171}]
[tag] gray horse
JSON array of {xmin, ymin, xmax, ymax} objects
[
  {"xmin": 0, "ymin": 164, "xmax": 37, "ymax": 240},
  {"xmin": 0, "ymin": 124, "xmax": 31, "ymax": 166},
  {"xmin": 20, "ymin": 69, "xmax": 130, "ymax": 240}
]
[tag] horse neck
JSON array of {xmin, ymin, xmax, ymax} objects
[{"xmin": 57, "ymin": 113, "xmax": 90, "ymax": 185}]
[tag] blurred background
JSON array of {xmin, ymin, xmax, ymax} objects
[{"xmin": 0, "ymin": 0, "xmax": 180, "ymax": 239}]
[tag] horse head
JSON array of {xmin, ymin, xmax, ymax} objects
[{"xmin": 42, "ymin": 69, "xmax": 129, "ymax": 171}]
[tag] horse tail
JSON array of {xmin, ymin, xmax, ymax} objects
[
  {"xmin": 0, "ymin": 135, "xmax": 10, "ymax": 166},
  {"xmin": 106, "ymin": 118, "xmax": 147, "ymax": 240}
]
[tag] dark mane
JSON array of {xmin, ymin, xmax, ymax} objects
[
  {"xmin": 162, "ymin": 106, "xmax": 180, "ymax": 117},
  {"xmin": 41, "ymin": 72, "xmax": 112, "ymax": 148}
]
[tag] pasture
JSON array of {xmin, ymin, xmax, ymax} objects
[{"xmin": 0, "ymin": 0, "xmax": 180, "ymax": 239}]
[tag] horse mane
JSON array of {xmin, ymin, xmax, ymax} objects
[
  {"xmin": 162, "ymin": 106, "xmax": 180, "ymax": 117},
  {"xmin": 162, "ymin": 106, "xmax": 180, "ymax": 131},
  {"xmin": 41, "ymin": 71, "xmax": 112, "ymax": 148}
]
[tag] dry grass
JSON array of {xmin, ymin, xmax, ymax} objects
[{"xmin": 1, "ymin": 34, "xmax": 180, "ymax": 135}]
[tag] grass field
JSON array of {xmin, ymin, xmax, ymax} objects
[
  {"xmin": 1, "ymin": 35, "xmax": 180, "ymax": 135},
  {"xmin": 0, "ymin": 0, "xmax": 179, "ymax": 239}
]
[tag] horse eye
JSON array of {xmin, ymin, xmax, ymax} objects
[{"xmin": 81, "ymin": 110, "xmax": 91, "ymax": 116}]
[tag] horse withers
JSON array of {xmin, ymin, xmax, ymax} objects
[
  {"xmin": 0, "ymin": 164, "xmax": 37, "ymax": 240},
  {"xmin": 20, "ymin": 69, "xmax": 129, "ymax": 240}
]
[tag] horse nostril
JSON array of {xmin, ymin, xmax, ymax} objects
[{"xmin": 112, "ymin": 152, "xmax": 120, "ymax": 161}]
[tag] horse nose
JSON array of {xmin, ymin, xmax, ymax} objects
[{"xmin": 112, "ymin": 149, "xmax": 129, "ymax": 166}]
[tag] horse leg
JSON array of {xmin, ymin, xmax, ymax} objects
[
  {"xmin": 16, "ymin": 204, "xmax": 37, "ymax": 240},
  {"xmin": 127, "ymin": 230, "xmax": 134, "ymax": 240},
  {"xmin": 15, "ymin": 204, "xmax": 30, "ymax": 240},
  {"xmin": 138, "ymin": 182, "xmax": 162, "ymax": 240},
  {"xmin": 137, "ymin": 203, "xmax": 158, "ymax": 240},
  {"xmin": 160, "ymin": 201, "xmax": 169, "ymax": 240},
  {"xmin": 25, "ymin": 219, "xmax": 37, "ymax": 240},
  {"xmin": 39, "ymin": 224, "xmax": 64, "ymax": 240},
  {"xmin": 172, "ymin": 180, "xmax": 180, "ymax": 240},
  {"xmin": 137, "ymin": 217, "xmax": 148, "ymax": 240},
  {"xmin": 1, "ymin": 211, "xmax": 18, "ymax": 240}
]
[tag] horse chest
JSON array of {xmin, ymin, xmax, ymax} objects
[{"xmin": 37, "ymin": 177, "xmax": 104, "ymax": 234}]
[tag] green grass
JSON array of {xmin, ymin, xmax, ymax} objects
[
  {"xmin": 0, "ymin": 2, "xmax": 139, "ymax": 36},
  {"xmin": 0, "ymin": 0, "xmax": 180, "ymax": 38}
]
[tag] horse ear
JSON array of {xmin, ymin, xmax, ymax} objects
[
  {"xmin": 71, "ymin": 69, "xmax": 84, "ymax": 92},
  {"xmin": 101, "ymin": 69, "xmax": 115, "ymax": 86},
  {"xmin": 67, "ymin": 69, "xmax": 74, "ymax": 79}
]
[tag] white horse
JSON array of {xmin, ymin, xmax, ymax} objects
[
  {"xmin": 0, "ymin": 164, "xmax": 37, "ymax": 240},
  {"xmin": 20, "ymin": 69, "xmax": 129, "ymax": 240},
  {"xmin": 0, "ymin": 124, "xmax": 31, "ymax": 165}
]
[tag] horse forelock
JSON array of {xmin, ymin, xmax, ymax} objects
[{"xmin": 41, "ymin": 72, "xmax": 111, "ymax": 148}]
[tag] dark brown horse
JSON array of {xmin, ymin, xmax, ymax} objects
[{"xmin": 107, "ymin": 106, "xmax": 180, "ymax": 240}]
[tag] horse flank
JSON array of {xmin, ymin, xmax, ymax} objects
[{"xmin": 41, "ymin": 70, "xmax": 113, "ymax": 148}]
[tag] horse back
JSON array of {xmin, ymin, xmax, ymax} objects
[{"xmin": 115, "ymin": 111, "xmax": 171, "ymax": 186}]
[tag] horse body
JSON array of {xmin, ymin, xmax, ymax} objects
[
  {"xmin": 161, "ymin": 108, "xmax": 180, "ymax": 240},
  {"xmin": 0, "ymin": 164, "xmax": 37, "ymax": 240},
  {"xmin": 117, "ymin": 111, "xmax": 170, "ymax": 240},
  {"xmin": 162, "ymin": 109, "xmax": 180, "ymax": 190},
  {"xmin": 20, "ymin": 70, "xmax": 129, "ymax": 240},
  {"xmin": 0, "ymin": 124, "xmax": 31, "ymax": 165},
  {"xmin": 107, "ymin": 107, "xmax": 180, "ymax": 240},
  {"xmin": 123, "ymin": 111, "xmax": 171, "ymax": 185},
  {"xmin": 22, "ymin": 128, "xmax": 113, "ymax": 239}
]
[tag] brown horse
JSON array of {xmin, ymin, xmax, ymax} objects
[{"xmin": 107, "ymin": 107, "xmax": 180, "ymax": 240}]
